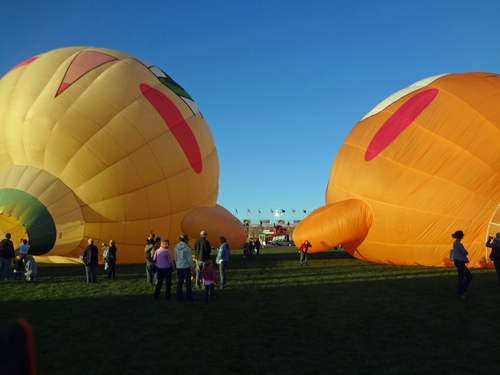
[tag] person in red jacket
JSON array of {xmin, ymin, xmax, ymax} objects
[{"xmin": 299, "ymin": 240, "xmax": 312, "ymax": 266}]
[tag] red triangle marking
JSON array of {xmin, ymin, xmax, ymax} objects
[{"xmin": 56, "ymin": 50, "xmax": 118, "ymax": 96}]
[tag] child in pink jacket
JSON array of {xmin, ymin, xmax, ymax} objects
[{"xmin": 201, "ymin": 259, "xmax": 218, "ymax": 303}]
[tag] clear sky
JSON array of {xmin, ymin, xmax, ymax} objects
[{"xmin": 1, "ymin": 1, "xmax": 500, "ymax": 223}]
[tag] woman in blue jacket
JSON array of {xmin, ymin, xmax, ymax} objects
[{"xmin": 216, "ymin": 237, "xmax": 230, "ymax": 289}]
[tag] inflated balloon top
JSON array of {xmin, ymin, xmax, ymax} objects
[
  {"xmin": 0, "ymin": 47, "xmax": 246, "ymax": 263},
  {"xmin": 294, "ymin": 72, "xmax": 500, "ymax": 268}
]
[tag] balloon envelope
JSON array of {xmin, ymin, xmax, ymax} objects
[
  {"xmin": 294, "ymin": 72, "xmax": 500, "ymax": 268},
  {"xmin": 0, "ymin": 47, "xmax": 245, "ymax": 263}
]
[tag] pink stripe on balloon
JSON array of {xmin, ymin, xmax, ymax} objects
[
  {"xmin": 8, "ymin": 56, "xmax": 39, "ymax": 72},
  {"xmin": 365, "ymin": 89, "xmax": 438, "ymax": 161},
  {"xmin": 140, "ymin": 84, "xmax": 202, "ymax": 174}
]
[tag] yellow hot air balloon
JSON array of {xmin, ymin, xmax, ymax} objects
[
  {"xmin": 0, "ymin": 47, "xmax": 246, "ymax": 263},
  {"xmin": 294, "ymin": 72, "xmax": 500, "ymax": 268}
]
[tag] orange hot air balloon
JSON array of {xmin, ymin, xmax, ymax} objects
[
  {"xmin": 0, "ymin": 47, "xmax": 246, "ymax": 263},
  {"xmin": 294, "ymin": 72, "xmax": 500, "ymax": 268}
]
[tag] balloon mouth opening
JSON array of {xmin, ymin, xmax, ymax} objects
[
  {"xmin": 0, "ymin": 188, "xmax": 57, "ymax": 255},
  {"xmin": 0, "ymin": 214, "xmax": 29, "ymax": 250}
]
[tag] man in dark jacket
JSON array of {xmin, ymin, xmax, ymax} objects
[
  {"xmin": 107, "ymin": 240, "xmax": 117, "ymax": 280},
  {"xmin": 83, "ymin": 238, "xmax": 99, "ymax": 284},
  {"xmin": 194, "ymin": 231, "xmax": 212, "ymax": 289},
  {"xmin": 0, "ymin": 233, "xmax": 15, "ymax": 281}
]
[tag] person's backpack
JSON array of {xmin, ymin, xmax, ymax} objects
[{"xmin": 145, "ymin": 246, "xmax": 154, "ymax": 262}]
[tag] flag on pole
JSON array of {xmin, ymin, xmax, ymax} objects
[
  {"xmin": 235, "ymin": 209, "xmax": 238, "ymax": 214},
  {"xmin": 281, "ymin": 209, "xmax": 286, "ymax": 213},
  {"xmin": 259, "ymin": 210, "xmax": 261, "ymax": 213},
  {"xmin": 303, "ymin": 209, "xmax": 306, "ymax": 213},
  {"xmin": 247, "ymin": 209, "xmax": 251, "ymax": 213},
  {"xmin": 292, "ymin": 209, "xmax": 296, "ymax": 213},
  {"xmin": 270, "ymin": 209, "xmax": 273, "ymax": 213}
]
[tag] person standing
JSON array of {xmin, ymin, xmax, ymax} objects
[
  {"xmin": 201, "ymin": 259, "xmax": 218, "ymax": 303},
  {"xmin": 106, "ymin": 240, "xmax": 117, "ymax": 279},
  {"xmin": 154, "ymin": 236, "xmax": 162, "ymax": 250},
  {"xmin": 83, "ymin": 238, "xmax": 99, "ymax": 284},
  {"xmin": 175, "ymin": 234, "xmax": 195, "ymax": 302},
  {"xmin": 194, "ymin": 231, "xmax": 212, "ymax": 289},
  {"xmin": 216, "ymin": 236, "xmax": 230, "ymax": 289},
  {"xmin": 153, "ymin": 240, "xmax": 174, "ymax": 300},
  {"xmin": 452, "ymin": 230, "xmax": 472, "ymax": 298},
  {"xmin": 255, "ymin": 239, "xmax": 261, "ymax": 255},
  {"xmin": 18, "ymin": 239, "xmax": 30, "ymax": 262},
  {"xmin": 486, "ymin": 233, "xmax": 500, "ymax": 288},
  {"xmin": 13, "ymin": 255, "xmax": 25, "ymax": 280},
  {"xmin": 0, "ymin": 233, "xmax": 15, "ymax": 281},
  {"xmin": 144, "ymin": 237, "xmax": 156, "ymax": 285},
  {"xmin": 299, "ymin": 240, "xmax": 312, "ymax": 266}
]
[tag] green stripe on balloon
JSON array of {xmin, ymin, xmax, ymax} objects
[{"xmin": 0, "ymin": 189, "xmax": 56, "ymax": 255}]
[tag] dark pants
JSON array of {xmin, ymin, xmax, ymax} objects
[
  {"xmin": 154, "ymin": 267, "xmax": 173, "ymax": 300},
  {"xmin": 300, "ymin": 252, "xmax": 308, "ymax": 265},
  {"xmin": 146, "ymin": 262, "xmax": 156, "ymax": 285},
  {"xmin": 176, "ymin": 268, "xmax": 193, "ymax": 302},
  {"xmin": 0, "ymin": 257, "xmax": 12, "ymax": 280},
  {"xmin": 85, "ymin": 263, "xmax": 97, "ymax": 283},
  {"xmin": 107, "ymin": 260, "xmax": 116, "ymax": 279},
  {"xmin": 219, "ymin": 261, "xmax": 227, "ymax": 288},
  {"xmin": 454, "ymin": 260, "xmax": 472, "ymax": 296},
  {"xmin": 256, "ymin": 246, "xmax": 260, "ymax": 255},
  {"xmin": 204, "ymin": 283, "xmax": 215, "ymax": 303},
  {"xmin": 494, "ymin": 261, "xmax": 500, "ymax": 286}
]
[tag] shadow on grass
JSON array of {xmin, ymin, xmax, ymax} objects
[{"xmin": 2, "ymin": 250, "xmax": 500, "ymax": 375}]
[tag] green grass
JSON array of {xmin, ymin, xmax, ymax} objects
[{"xmin": 2, "ymin": 247, "xmax": 500, "ymax": 375}]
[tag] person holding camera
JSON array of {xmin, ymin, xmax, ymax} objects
[
  {"xmin": 18, "ymin": 239, "xmax": 30, "ymax": 262},
  {"xmin": 486, "ymin": 233, "xmax": 500, "ymax": 287}
]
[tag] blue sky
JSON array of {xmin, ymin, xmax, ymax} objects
[{"xmin": 1, "ymin": 1, "xmax": 500, "ymax": 223}]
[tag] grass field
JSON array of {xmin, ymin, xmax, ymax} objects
[{"xmin": 2, "ymin": 247, "xmax": 500, "ymax": 375}]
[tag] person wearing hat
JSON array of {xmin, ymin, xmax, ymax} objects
[
  {"xmin": 194, "ymin": 231, "xmax": 212, "ymax": 289},
  {"xmin": 486, "ymin": 232, "xmax": 500, "ymax": 287},
  {"xmin": 452, "ymin": 230, "xmax": 472, "ymax": 298},
  {"xmin": 106, "ymin": 240, "xmax": 117, "ymax": 279},
  {"xmin": 154, "ymin": 235, "xmax": 162, "ymax": 250}
]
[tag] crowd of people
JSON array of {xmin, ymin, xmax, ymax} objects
[
  {"xmin": 4, "ymin": 227, "xmax": 500, "ymax": 301},
  {"xmin": 142, "ymin": 230, "xmax": 231, "ymax": 303},
  {"xmin": 0, "ymin": 233, "xmax": 37, "ymax": 281}
]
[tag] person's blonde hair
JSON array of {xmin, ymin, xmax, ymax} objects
[
  {"xmin": 177, "ymin": 234, "xmax": 188, "ymax": 242},
  {"xmin": 161, "ymin": 240, "xmax": 170, "ymax": 247}
]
